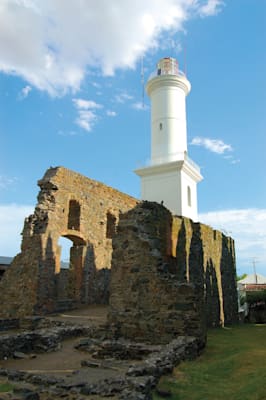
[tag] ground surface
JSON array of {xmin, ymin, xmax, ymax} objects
[
  {"xmin": 1, "ymin": 306, "xmax": 109, "ymax": 375},
  {"xmin": 0, "ymin": 306, "xmax": 125, "ymax": 399},
  {"xmin": 154, "ymin": 324, "xmax": 266, "ymax": 400}
]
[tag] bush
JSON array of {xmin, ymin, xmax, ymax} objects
[{"xmin": 246, "ymin": 290, "xmax": 266, "ymax": 305}]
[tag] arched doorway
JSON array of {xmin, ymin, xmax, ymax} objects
[{"xmin": 55, "ymin": 233, "xmax": 90, "ymax": 309}]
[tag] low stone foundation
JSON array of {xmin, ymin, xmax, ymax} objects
[
  {"xmin": 0, "ymin": 325, "xmax": 95, "ymax": 360},
  {"xmin": 0, "ymin": 330, "xmax": 201, "ymax": 400},
  {"xmin": 0, "ymin": 318, "xmax": 19, "ymax": 332}
]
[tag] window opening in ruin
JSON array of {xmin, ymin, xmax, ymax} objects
[
  {"xmin": 159, "ymin": 122, "xmax": 163, "ymax": 131},
  {"xmin": 187, "ymin": 186, "xmax": 192, "ymax": 207},
  {"xmin": 56, "ymin": 235, "xmax": 86, "ymax": 304},
  {"xmin": 55, "ymin": 236, "xmax": 72, "ymax": 303},
  {"xmin": 58, "ymin": 236, "xmax": 71, "ymax": 269},
  {"xmin": 68, "ymin": 199, "xmax": 80, "ymax": 230},
  {"xmin": 106, "ymin": 212, "xmax": 116, "ymax": 239}
]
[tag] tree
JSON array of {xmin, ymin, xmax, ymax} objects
[{"xmin": 237, "ymin": 273, "xmax": 247, "ymax": 281}]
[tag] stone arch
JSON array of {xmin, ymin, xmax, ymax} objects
[{"xmin": 62, "ymin": 232, "xmax": 86, "ymax": 246}]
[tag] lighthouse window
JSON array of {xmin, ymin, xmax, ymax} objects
[
  {"xmin": 159, "ymin": 123, "xmax": 163, "ymax": 131},
  {"xmin": 187, "ymin": 186, "xmax": 192, "ymax": 207}
]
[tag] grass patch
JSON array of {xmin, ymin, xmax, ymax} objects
[
  {"xmin": 0, "ymin": 381, "xmax": 14, "ymax": 393},
  {"xmin": 153, "ymin": 324, "xmax": 266, "ymax": 400}
]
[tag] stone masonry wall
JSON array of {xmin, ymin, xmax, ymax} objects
[
  {"xmin": 0, "ymin": 165, "xmax": 238, "ymax": 334},
  {"xmin": 108, "ymin": 202, "xmax": 207, "ymax": 345},
  {"xmin": 108, "ymin": 202, "xmax": 238, "ymax": 344},
  {"xmin": 0, "ymin": 167, "xmax": 137, "ymax": 317},
  {"xmin": 173, "ymin": 217, "xmax": 238, "ymax": 326}
]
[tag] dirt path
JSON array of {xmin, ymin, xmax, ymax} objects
[
  {"xmin": 1, "ymin": 337, "xmax": 87, "ymax": 373},
  {"xmin": 46, "ymin": 304, "xmax": 108, "ymax": 326},
  {"xmin": 0, "ymin": 305, "xmax": 124, "ymax": 385}
]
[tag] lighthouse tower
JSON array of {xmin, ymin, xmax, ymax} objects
[{"xmin": 135, "ymin": 57, "xmax": 202, "ymax": 221}]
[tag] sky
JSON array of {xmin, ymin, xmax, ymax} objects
[{"xmin": 0, "ymin": 0, "xmax": 265, "ymax": 276}]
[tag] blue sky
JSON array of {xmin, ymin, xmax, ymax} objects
[{"xmin": 0, "ymin": 0, "xmax": 265, "ymax": 276}]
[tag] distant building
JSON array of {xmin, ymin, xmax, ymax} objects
[
  {"xmin": 238, "ymin": 273, "xmax": 266, "ymax": 291},
  {"xmin": 0, "ymin": 256, "xmax": 13, "ymax": 279},
  {"xmin": 238, "ymin": 273, "xmax": 266, "ymax": 323}
]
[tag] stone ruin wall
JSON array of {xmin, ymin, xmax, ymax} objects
[
  {"xmin": 108, "ymin": 202, "xmax": 207, "ymax": 346},
  {"xmin": 108, "ymin": 202, "xmax": 238, "ymax": 344},
  {"xmin": 0, "ymin": 166, "xmax": 137, "ymax": 317},
  {"xmin": 173, "ymin": 217, "xmax": 238, "ymax": 326},
  {"xmin": 0, "ymin": 166, "xmax": 238, "ymax": 342}
]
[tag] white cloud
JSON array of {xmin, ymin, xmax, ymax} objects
[
  {"xmin": 199, "ymin": 0, "xmax": 224, "ymax": 16},
  {"xmin": 91, "ymin": 82, "xmax": 101, "ymax": 89},
  {"xmin": 0, "ymin": 204, "xmax": 33, "ymax": 256},
  {"xmin": 191, "ymin": 136, "xmax": 232, "ymax": 154},
  {"xmin": 73, "ymin": 97, "xmax": 102, "ymax": 132},
  {"xmin": 106, "ymin": 110, "xmax": 117, "ymax": 117},
  {"xmin": 18, "ymin": 84, "xmax": 32, "ymax": 99},
  {"xmin": 75, "ymin": 110, "xmax": 98, "ymax": 132},
  {"xmin": 230, "ymin": 159, "xmax": 240, "ymax": 165},
  {"xmin": 57, "ymin": 130, "xmax": 78, "ymax": 136},
  {"xmin": 115, "ymin": 91, "xmax": 134, "ymax": 104},
  {"xmin": 72, "ymin": 98, "xmax": 102, "ymax": 110},
  {"xmin": 158, "ymin": 37, "xmax": 183, "ymax": 54},
  {"xmin": 199, "ymin": 208, "xmax": 266, "ymax": 276},
  {"xmin": 0, "ymin": 0, "xmax": 223, "ymax": 95},
  {"xmin": 132, "ymin": 102, "xmax": 149, "ymax": 111},
  {"xmin": 0, "ymin": 175, "xmax": 17, "ymax": 189},
  {"xmin": 223, "ymin": 154, "xmax": 240, "ymax": 164}
]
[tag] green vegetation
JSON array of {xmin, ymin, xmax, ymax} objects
[
  {"xmin": 0, "ymin": 381, "xmax": 14, "ymax": 393},
  {"xmin": 246, "ymin": 290, "xmax": 266, "ymax": 304},
  {"xmin": 153, "ymin": 325, "xmax": 266, "ymax": 400},
  {"xmin": 237, "ymin": 273, "xmax": 248, "ymax": 281}
]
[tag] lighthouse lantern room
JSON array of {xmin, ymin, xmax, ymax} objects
[{"xmin": 135, "ymin": 57, "xmax": 202, "ymax": 221}]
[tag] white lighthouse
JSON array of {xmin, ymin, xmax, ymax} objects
[{"xmin": 135, "ymin": 57, "xmax": 202, "ymax": 221}]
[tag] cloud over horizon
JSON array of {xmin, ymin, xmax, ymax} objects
[
  {"xmin": 0, "ymin": 204, "xmax": 33, "ymax": 256},
  {"xmin": 0, "ymin": 0, "xmax": 224, "ymax": 95},
  {"xmin": 199, "ymin": 208, "xmax": 266, "ymax": 275}
]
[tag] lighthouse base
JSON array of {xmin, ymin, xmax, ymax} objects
[{"xmin": 135, "ymin": 159, "xmax": 202, "ymax": 221}]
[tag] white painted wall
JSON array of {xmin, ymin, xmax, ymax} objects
[
  {"xmin": 141, "ymin": 168, "xmax": 182, "ymax": 215},
  {"xmin": 180, "ymin": 170, "xmax": 198, "ymax": 221},
  {"xmin": 137, "ymin": 161, "xmax": 201, "ymax": 221},
  {"xmin": 147, "ymin": 75, "xmax": 190, "ymax": 165}
]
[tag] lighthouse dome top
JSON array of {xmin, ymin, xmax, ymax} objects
[
  {"xmin": 148, "ymin": 57, "xmax": 186, "ymax": 80},
  {"xmin": 147, "ymin": 57, "xmax": 190, "ymax": 96}
]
